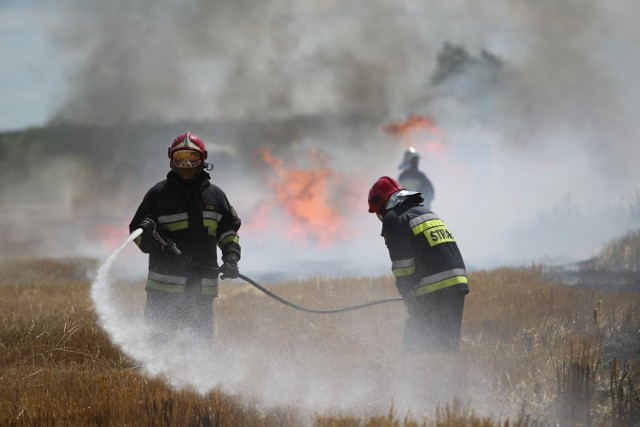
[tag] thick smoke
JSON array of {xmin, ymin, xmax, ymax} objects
[
  {"xmin": 50, "ymin": 0, "xmax": 423, "ymax": 124},
  {"xmin": 9, "ymin": 0, "xmax": 635, "ymax": 272}
]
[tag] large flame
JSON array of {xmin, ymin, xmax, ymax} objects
[{"xmin": 249, "ymin": 147, "xmax": 346, "ymax": 247}]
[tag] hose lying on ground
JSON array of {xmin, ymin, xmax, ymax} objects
[
  {"xmin": 187, "ymin": 257, "xmax": 403, "ymax": 314},
  {"xmin": 236, "ymin": 272, "xmax": 403, "ymax": 314},
  {"xmin": 137, "ymin": 227, "xmax": 404, "ymax": 314}
]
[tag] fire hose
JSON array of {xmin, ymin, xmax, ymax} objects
[
  {"xmin": 139, "ymin": 226, "xmax": 404, "ymax": 314},
  {"xmin": 232, "ymin": 271, "xmax": 403, "ymax": 314}
]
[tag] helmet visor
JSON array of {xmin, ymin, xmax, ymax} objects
[{"xmin": 172, "ymin": 150, "xmax": 202, "ymax": 168}]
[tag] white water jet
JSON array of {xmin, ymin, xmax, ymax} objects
[
  {"xmin": 90, "ymin": 228, "xmax": 143, "ymax": 350},
  {"xmin": 90, "ymin": 228, "xmax": 232, "ymax": 393}
]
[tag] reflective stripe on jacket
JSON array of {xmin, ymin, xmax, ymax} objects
[{"xmin": 381, "ymin": 195, "xmax": 468, "ymax": 297}]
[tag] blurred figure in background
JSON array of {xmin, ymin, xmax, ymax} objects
[
  {"xmin": 129, "ymin": 131, "xmax": 242, "ymax": 348},
  {"xmin": 398, "ymin": 147, "xmax": 435, "ymax": 210},
  {"xmin": 368, "ymin": 176, "xmax": 469, "ymax": 353}
]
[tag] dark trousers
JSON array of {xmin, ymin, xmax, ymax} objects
[
  {"xmin": 144, "ymin": 290, "xmax": 215, "ymax": 346},
  {"xmin": 402, "ymin": 288, "xmax": 466, "ymax": 353}
]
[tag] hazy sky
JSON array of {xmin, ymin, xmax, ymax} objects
[{"xmin": 0, "ymin": 1, "xmax": 62, "ymax": 130}]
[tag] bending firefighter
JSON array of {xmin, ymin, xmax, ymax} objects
[
  {"xmin": 129, "ymin": 131, "xmax": 241, "ymax": 345},
  {"xmin": 368, "ymin": 176, "xmax": 468, "ymax": 353}
]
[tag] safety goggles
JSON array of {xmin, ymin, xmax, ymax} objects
[{"xmin": 171, "ymin": 150, "xmax": 202, "ymax": 168}]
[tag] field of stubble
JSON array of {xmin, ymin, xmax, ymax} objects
[{"xmin": 1, "ymin": 258, "xmax": 639, "ymax": 426}]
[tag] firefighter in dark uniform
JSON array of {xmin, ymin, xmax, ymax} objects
[
  {"xmin": 368, "ymin": 176, "xmax": 468, "ymax": 353},
  {"xmin": 129, "ymin": 131, "xmax": 241, "ymax": 345},
  {"xmin": 398, "ymin": 147, "xmax": 435, "ymax": 210}
]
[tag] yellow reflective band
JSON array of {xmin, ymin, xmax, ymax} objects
[
  {"xmin": 412, "ymin": 219, "xmax": 456, "ymax": 247},
  {"xmin": 413, "ymin": 275, "xmax": 468, "ymax": 296},
  {"xmin": 412, "ymin": 219, "xmax": 445, "ymax": 235},
  {"xmin": 203, "ymin": 218, "xmax": 218, "ymax": 235},
  {"xmin": 219, "ymin": 234, "xmax": 239, "ymax": 246},
  {"xmin": 146, "ymin": 279, "xmax": 185, "ymax": 293},
  {"xmin": 162, "ymin": 220, "xmax": 189, "ymax": 231},
  {"xmin": 392, "ymin": 265, "xmax": 416, "ymax": 278},
  {"xmin": 157, "ymin": 213, "xmax": 189, "ymax": 231},
  {"xmin": 134, "ymin": 235, "xmax": 143, "ymax": 246}
]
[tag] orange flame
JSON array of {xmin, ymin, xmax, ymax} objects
[
  {"xmin": 251, "ymin": 147, "xmax": 345, "ymax": 247},
  {"xmin": 384, "ymin": 114, "xmax": 447, "ymax": 158},
  {"xmin": 384, "ymin": 114, "xmax": 444, "ymax": 144}
]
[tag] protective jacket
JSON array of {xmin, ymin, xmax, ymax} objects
[
  {"xmin": 129, "ymin": 171, "xmax": 241, "ymax": 297},
  {"xmin": 398, "ymin": 167, "xmax": 434, "ymax": 208},
  {"xmin": 381, "ymin": 193, "xmax": 467, "ymax": 299}
]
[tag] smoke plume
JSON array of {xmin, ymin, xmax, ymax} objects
[{"xmin": 3, "ymin": 0, "xmax": 640, "ymax": 271}]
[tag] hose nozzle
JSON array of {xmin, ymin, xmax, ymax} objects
[
  {"xmin": 139, "ymin": 217, "xmax": 181, "ymax": 255},
  {"xmin": 151, "ymin": 230, "xmax": 181, "ymax": 255}
]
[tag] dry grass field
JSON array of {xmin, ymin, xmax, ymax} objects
[{"xmin": 1, "ymin": 256, "xmax": 639, "ymax": 426}]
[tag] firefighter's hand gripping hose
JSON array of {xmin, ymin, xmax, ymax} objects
[
  {"xmin": 139, "ymin": 228, "xmax": 403, "ymax": 314},
  {"xmin": 140, "ymin": 218, "xmax": 181, "ymax": 256}
]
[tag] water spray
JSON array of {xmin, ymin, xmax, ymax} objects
[{"xmin": 90, "ymin": 228, "xmax": 143, "ymax": 344}]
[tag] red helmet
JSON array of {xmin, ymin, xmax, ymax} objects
[
  {"xmin": 368, "ymin": 176, "xmax": 403, "ymax": 215},
  {"xmin": 168, "ymin": 131, "xmax": 208, "ymax": 160}
]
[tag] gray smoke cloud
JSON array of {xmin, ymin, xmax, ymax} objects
[
  {"xmin": 51, "ymin": 0, "xmax": 426, "ymax": 124},
  {"xmin": 3, "ymin": 0, "xmax": 639, "ymax": 271},
  {"xmin": 4, "ymin": 0, "xmax": 640, "ymax": 273}
]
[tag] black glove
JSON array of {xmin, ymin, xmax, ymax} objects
[
  {"xmin": 220, "ymin": 253, "xmax": 240, "ymax": 280},
  {"xmin": 139, "ymin": 217, "xmax": 157, "ymax": 232}
]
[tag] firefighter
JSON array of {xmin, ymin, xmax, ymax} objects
[
  {"xmin": 129, "ymin": 131, "xmax": 241, "ymax": 346},
  {"xmin": 368, "ymin": 176, "xmax": 468, "ymax": 353},
  {"xmin": 398, "ymin": 147, "xmax": 435, "ymax": 209}
]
